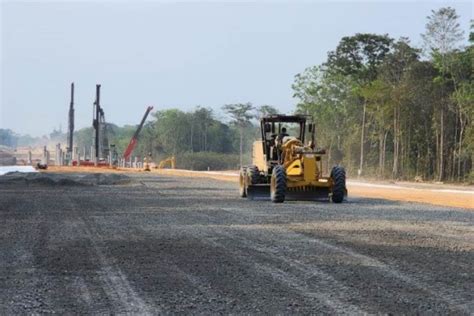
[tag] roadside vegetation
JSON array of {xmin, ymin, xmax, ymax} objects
[{"xmin": 293, "ymin": 8, "xmax": 473, "ymax": 182}]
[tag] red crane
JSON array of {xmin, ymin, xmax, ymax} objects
[{"xmin": 123, "ymin": 106, "xmax": 154, "ymax": 161}]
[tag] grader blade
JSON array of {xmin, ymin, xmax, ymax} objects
[
  {"xmin": 246, "ymin": 184, "xmax": 270, "ymax": 200},
  {"xmin": 285, "ymin": 187, "xmax": 330, "ymax": 201}
]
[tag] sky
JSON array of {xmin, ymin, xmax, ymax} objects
[{"xmin": 1, "ymin": 0, "xmax": 472, "ymax": 137}]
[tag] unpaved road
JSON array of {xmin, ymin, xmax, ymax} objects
[{"xmin": 1, "ymin": 173, "xmax": 473, "ymax": 314}]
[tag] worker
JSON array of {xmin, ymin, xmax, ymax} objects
[
  {"xmin": 275, "ymin": 127, "xmax": 289, "ymax": 163},
  {"xmin": 144, "ymin": 152, "xmax": 152, "ymax": 171},
  {"xmin": 277, "ymin": 127, "xmax": 289, "ymax": 143}
]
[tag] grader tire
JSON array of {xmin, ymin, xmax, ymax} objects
[
  {"xmin": 248, "ymin": 165, "xmax": 260, "ymax": 185},
  {"xmin": 331, "ymin": 166, "xmax": 346, "ymax": 203},
  {"xmin": 239, "ymin": 169, "xmax": 247, "ymax": 198},
  {"xmin": 271, "ymin": 165, "xmax": 286, "ymax": 203}
]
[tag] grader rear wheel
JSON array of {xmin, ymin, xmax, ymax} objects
[
  {"xmin": 239, "ymin": 169, "xmax": 247, "ymax": 198},
  {"xmin": 331, "ymin": 166, "xmax": 346, "ymax": 203},
  {"xmin": 271, "ymin": 165, "xmax": 286, "ymax": 203}
]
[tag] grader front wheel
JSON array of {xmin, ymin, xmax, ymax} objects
[
  {"xmin": 248, "ymin": 165, "xmax": 260, "ymax": 185},
  {"xmin": 271, "ymin": 165, "xmax": 286, "ymax": 203}
]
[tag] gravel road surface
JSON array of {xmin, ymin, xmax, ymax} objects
[{"xmin": 1, "ymin": 173, "xmax": 473, "ymax": 314}]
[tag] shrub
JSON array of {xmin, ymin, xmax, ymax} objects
[{"xmin": 176, "ymin": 152, "xmax": 241, "ymax": 171}]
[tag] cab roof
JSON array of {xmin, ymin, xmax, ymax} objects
[{"xmin": 260, "ymin": 114, "xmax": 309, "ymax": 123}]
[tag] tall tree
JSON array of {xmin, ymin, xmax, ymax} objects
[
  {"xmin": 256, "ymin": 105, "xmax": 279, "ymax": 118},
  {"xmin": 325, "ymin": 33, "xmax": 394, "ymax": 82},
  {"xmin": 153, "ymin": 109, "xmax": 191, "ymax": 155},
  {"xmin": 294, "ymin": 66, "xmax": 357, "ymax": 167},
  {"xmin": 422, "ymin": 7, "xmax": 464, "ymax": 180},
  {"xmin": 222, "ymin": 103, "xmax": 255, "ymax": 167},
  {"xmin": 193, "ymin": 107, "xmax": 214, "ymax": 152},
  {"xmin": 449, "ymin": 25, "xmax": 473, "ymax": 180},
  {"xmin": 359, "ymin": 80, "xmax": 392, "ymax": 177},
  {"xmin": 378, "ymin": 38, "xmax": 420, "ymax": 178},
  {"xmin": 325, "ymin": 33, "xmax": 394, "ymax": 175}
]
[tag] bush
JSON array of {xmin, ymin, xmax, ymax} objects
[{"xmin": 176, "ymin": 152, "xmax": 240, "ymax": 171}]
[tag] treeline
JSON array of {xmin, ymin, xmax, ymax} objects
[
  {"xmin": 293, "ymin": 8, "xmax": 473, "ymax": 182},
  {"xmin": 72, "ymin": 107, "xmax": 263, "ymax": 170},
  {"xmin": 0, "ymin": 129, "xmax": 46, "ymax": 148},
  {"xmin": 134, "ymin": 105, "xmax": 279, "ymax": 169}
]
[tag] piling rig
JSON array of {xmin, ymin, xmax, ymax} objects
[{"xmin": 66, "ymin": 82, "xmax": 74, "ymax": 164}]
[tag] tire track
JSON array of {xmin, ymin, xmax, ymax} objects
[
  {"xmin": 215, "ymin": 223, "xmax": 472, "ymax": 314},
  {"xmin": 193, "ymin": 228, "xmax": 366, "ymax": 315},
  {"xmin": 66, "ymin": 196, "xmax": 156, "ymax": 315}
]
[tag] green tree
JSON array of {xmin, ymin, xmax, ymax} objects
[
  {"xmin": 422, "ymin": 7, "xmax": 465, "ymax": 180},
  {"xmin": 359, "ymin": 80, "xmax": 392, "ymax": 177},
  {"xmin": 292, "ymin": 11, "xmax": 472, "ymax": 182},
  {"xmin": 325, "ymin": 33, "xmax": 394, "ymax": 82},
  {"xmin": 152, "ymin": 109, "xmax": 191, "ymax": 155},
  {"xmin": 294, "ymin": 66, "xmax": 358, "ymax": 168},
  {"xmin": 378, "ymin": 38, "xmax": 420, "ymax": 178},
  {"xmin": 256, "ymin": 105, "xmax": 279, "ymax": 118},
  {"xmin": 325, "ymin": 33, "xmax": 394, "ymax": 175},
  {"xmin": 192, "ymin": 107, "xmax": 214, "ymax": 152},
  {"xmin": 222, "ymin": 103, "xmax": 255, "ymax": 167}
]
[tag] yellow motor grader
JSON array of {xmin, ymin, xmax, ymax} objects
[{"xmin": 239, "ymin": 115, "xmax": 346, "ymax": 203}]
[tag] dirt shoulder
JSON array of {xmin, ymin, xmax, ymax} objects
[{"xmin": 347, "ymin": 181, "xmax": 473, "ymax": 209}]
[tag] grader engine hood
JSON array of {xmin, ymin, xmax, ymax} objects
[
  {"xmin": 286, "ymin": 155, "xmax": 317, "ymax": 182},
  {"xmin": 281, "ymin": 139, "xmax": 320, "ymax": 183}
]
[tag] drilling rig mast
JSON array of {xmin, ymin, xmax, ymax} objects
[
  {"xmin": 92, "ymin": 84, "xmax": 101, "ymax": 166},
  {"xmin": 67, "ymin": 82, "xmax": 74, "ymax": 164}
]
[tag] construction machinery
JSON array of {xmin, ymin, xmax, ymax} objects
[
  {"xmin": 92, "ymin": 84, "xmax": 102, "ymax": 166},
  {"xmin": 73, "ymin": 84, "xmax": 111, "ymax": 167},
  {"xmin": 66, "ymin": 82, "xmax": 74, "ymax": 165},
  {"xmin": 123, "ymin": 106, "xmax": 154, "ymax": 162},
  {"xmin": 157, "ymin": 156, "xmax": 176, "ymax": 169},
  {"xmin": 239, "ymin": 114, "xmax": 346, "ymax": 203}
]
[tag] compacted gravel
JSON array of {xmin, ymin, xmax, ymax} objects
[{"xmin": 1, "ymin": 173, "xmax": 473, "ymax": 314}]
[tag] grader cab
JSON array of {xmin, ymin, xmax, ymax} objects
[{"xmin": 239, "ymin": 115, "xmax": 346, "ymax": 203}]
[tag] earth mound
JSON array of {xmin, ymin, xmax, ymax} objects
[{"xmin": 0, "ymin": 172, "xmax": 131, "ymax": 186}]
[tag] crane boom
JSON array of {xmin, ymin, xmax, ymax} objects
[{"xmin": 123, "ymin": 106, "xmax": 154, "ymax": 161}]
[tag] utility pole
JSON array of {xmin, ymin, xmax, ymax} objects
[
  {"xmin": 67, "ymin": 82, "xmax": 75, "ymax": 165},
  {"xmin": 93, "ymin": 84, "xmax": 101, "ymax": 166}
]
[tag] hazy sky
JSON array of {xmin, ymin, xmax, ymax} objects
[{"xmin": 1, "ymin": 1, "xmax": 472, "ymax": 136}]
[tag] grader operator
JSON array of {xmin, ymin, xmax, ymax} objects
[{"xmin": 239, "ymin": 114, "xmax": 346, "ymax": 203}]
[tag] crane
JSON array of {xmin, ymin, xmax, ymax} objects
[{"xmin": 123, "ymin": 106, "xmax": 154, "ymax": 161}]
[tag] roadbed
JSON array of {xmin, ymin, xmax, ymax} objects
[{"xmin": 1, "ymin": 173, "xmax": 472, "ymax": 314}]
